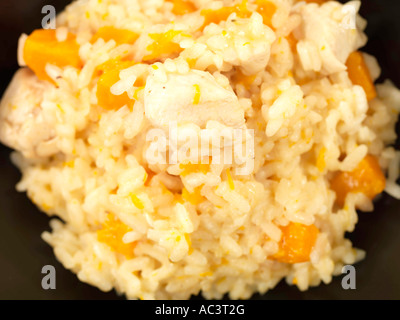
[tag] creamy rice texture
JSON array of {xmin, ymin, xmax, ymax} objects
[{"xmin": 1, "ymin": 0, "xmax": 400, "ymax": 299}]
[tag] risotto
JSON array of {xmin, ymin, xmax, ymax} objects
[{"xmin": 1, "ymin": 0, "xmax": 400, "ymax": 300}]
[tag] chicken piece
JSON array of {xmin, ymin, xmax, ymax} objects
[
  {"xmin": 297, "ymin": 1, "xmax": 366, "ymax": 74},
  {"xmin": 144, "ymin": 69, "xmax": 245, "ymax": 128},
  {"xmin": 199, "ymin": 11, "xmax": 276, "ymax": 75},
  {"xmin": 0, "ymin": 68, "xmax": 58, "ymax": 159}
]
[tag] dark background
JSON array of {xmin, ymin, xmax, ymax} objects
[{"xmin": 0, "ymin": 0, "xmax": 399, "ymax": 300}]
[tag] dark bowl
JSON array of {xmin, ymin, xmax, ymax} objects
[{"xmin": 0, "ymin": 0, "xmax": 399, "ymax": 300}]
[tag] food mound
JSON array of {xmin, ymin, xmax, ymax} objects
[{"xmin": 1, "ymin": 0, "xmax": 399, "ymax": 300}]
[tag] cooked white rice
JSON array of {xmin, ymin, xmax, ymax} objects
[{"xmin": 1, "ymin": 0, "xmax": 400, "ymax": 300}]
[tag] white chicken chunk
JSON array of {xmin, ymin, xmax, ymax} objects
[
  {"xmin": 297, "ymin": 1, "xmax": 367, "ymax": 75},
  {"xmin": 199, "ymin": 12, "xmax": 276, "ymax": 75},
  {"xmin": 144, "ymin": 69, "xmax": 245, "ymax": 128},
  {"xmin": 0, "ymin": 68, "xmax": 58, "ymax": 159}
]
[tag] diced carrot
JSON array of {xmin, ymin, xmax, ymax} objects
[
  {"xmin": 167, "ymin": 0, "xmax": 197, "ymax": 15},
  {"xmin": 255, "ymin": 0, "xmax": 276, "ymax": 28},
  {"xmin": 23, "ymin": 29, "xmax": 81, "ymax": 83},
  {"xmin": 272, "ymin": 222, "xmax": 319, "ymax": 264},
  {"xmin": 200, "ymin": 0, "xmax": 251, "ymax": 31},
  {"xmin": 330, "ymin": 155, "xmax": 386, "ymax": 206},
  {"xmin": 346, "ymin": 51, "xmax": 377, "ymax": 101},
  {"xmin": 96, "ymin": 59, "xmax": 136, "ymax": 110},
  {"xmin": 97, "ymin": 214, "xmax": 135, "ymax": 258},
  {"xmin": 91, "ymin": 26, "xmax": 139, "ymax": 45},
  {"xmin": 143, "ymin": 30, "xmax": 188, "ymax": 61}
]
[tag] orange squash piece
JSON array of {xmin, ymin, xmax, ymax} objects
[
  {"xmin": 23, "ymin": 29, "xmax": 81, "ymax": 83},
  {"xmin": 97, "ymin": 214, "xmax": 136, "ymax": 258},
  {"xmin": 200, "ymin": 0, "xmax": 275, "ymax": 31},
  {"xmin": 330, "ymin": 155, "xmax": 386, "ymax": 206},
  {"xmin": 95, "ymin": 57, "xmax": 121, "ymax": 76},
  {"xmin": 346, "ymin": 51, "xmax": 377, "ymax": 101},
  {"xmin": 167, "ymin": 0, "xmax": 197, "ymax": 15},
  {"xmin": 91, "ymin": 26, "xmax": 139, "ymax": 45},
  {"xmin": 272, "ymin": 222, "xmax": 319, "ymax": 264},
  {"xmin": 255, "ymin": 0, "xmax": 276, "ymax": 28},
  {"xmin": 96, "ymin": 59, "xmax": 136, "ymax": 110},
  {"xmin": 143, "ymin": 30, "xmax": 187, "ymax": 61},
  {"xmin": 200, "ymin": 0, "xmax": 251, "ymax": 31}
]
